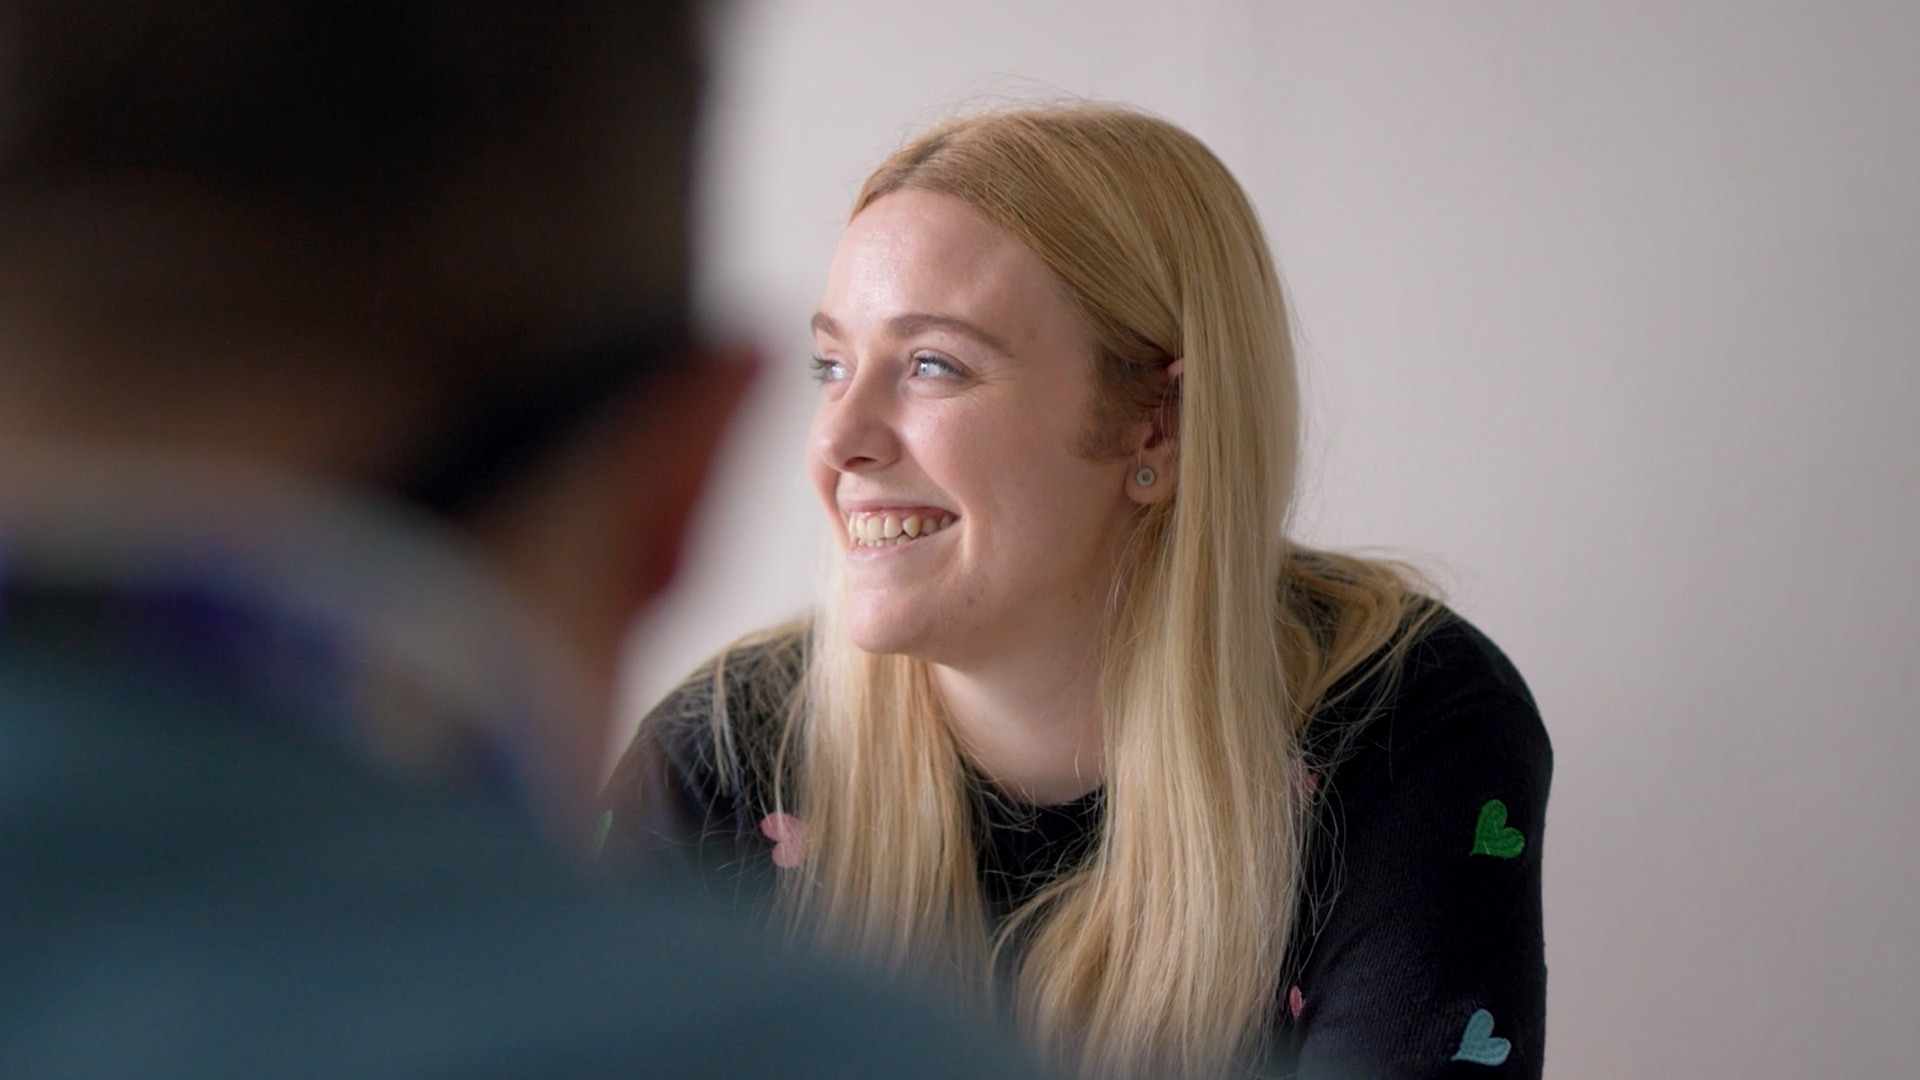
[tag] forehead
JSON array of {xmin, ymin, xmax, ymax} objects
[{"xmin": 821, "ymin": 188, "xmax": 1079, "ymax": 345}]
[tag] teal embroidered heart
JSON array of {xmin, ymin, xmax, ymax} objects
[
  {"xmin": 1470, "ymin": 799, "xmax": 1525, "ymax": 859},
  {"xmin": 1451, "ymin": 1008, "xmax": 1511, "ymax": 1067}
]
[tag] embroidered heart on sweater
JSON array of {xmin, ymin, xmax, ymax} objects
[
  {"xmin": 1451, "ymin": 1008, "xmax": 1512, "ymax": 1066},
  {"xmin": 759, "ymin": 812, "xmax": 808, "ymax": 869},
  {"xmin": 1470, "ymin": 799, "xmax": 1525, "ymax": 859}
]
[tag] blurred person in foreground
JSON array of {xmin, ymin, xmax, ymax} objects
[{"xmin": 0, "ymin": 3, "xmax": 1047, "ymax": 1077}]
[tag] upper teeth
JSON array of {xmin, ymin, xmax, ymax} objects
[{"xmin": 845, "ymin": 511, "xmax": 955, "ymax": 547}]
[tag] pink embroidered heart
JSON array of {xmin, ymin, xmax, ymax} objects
[
  {"xmin": 1295, "ymin": 769, "xmax": 1322, "ymax": 808},
  {"xmin": 759, "ymin": 812, "xmax": 808, "ymax": 869},
  {"xmin": 1287, "ymin": 986, "xmax": 1305, "ymax": 1020}
]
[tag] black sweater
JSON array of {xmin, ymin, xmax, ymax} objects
[{"xmin": 599, "ymin": 610, "xmax": 1551, "ymax": 1079}]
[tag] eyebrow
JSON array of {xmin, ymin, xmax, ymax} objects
[{"xmin": 810, "ymin": 311, "xmax": 1014, "ymax": 356}]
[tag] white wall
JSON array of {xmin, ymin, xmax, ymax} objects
[{"xmin": 617, "ymin": 3, "xmax": 1920, "ymax": 1076}]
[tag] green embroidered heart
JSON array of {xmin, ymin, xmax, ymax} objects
[
  {"xmin": 1451, "ymin": 1008, "xmax": 1512, "ymax": 1066},
  {"xmin": 1470, "ymin": 799, "xmax": 1525, "ymax": 858}
]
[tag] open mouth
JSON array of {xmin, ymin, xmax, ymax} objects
[{"xmin": 844, "ymin": 510, "xmax": 955, "ymax": 549}]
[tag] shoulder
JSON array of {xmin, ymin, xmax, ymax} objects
[
  {"xmin": 1389, "ymin": 607, "xmax": 1539, "ymax": 723},
  {"xmin": 0, "ymin": 687, "xmax": 1023, "ymax": 1079},
  {"xmin": 596, "ymin": 625, "xmax": 808, "ymax": 885},
  {"xmin": 610, "ymin": 625, "xmax": 808, "ymax": 800},
  {"xmin": 641, "ymin": 625, "xmax": 809, "ymax": 755},
  {"xmin": 1311, "ymin": 605, "xmax": 1551, "ymax": 794}
]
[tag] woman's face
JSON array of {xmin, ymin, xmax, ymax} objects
[{"xmin": 810, "ymin": 189, "xmax": 1139, "ymax": 667}]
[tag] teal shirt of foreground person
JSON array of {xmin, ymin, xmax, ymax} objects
[{"xmin": 0, "ymin": 458, "xmax": 1050, "ymax": 1080}]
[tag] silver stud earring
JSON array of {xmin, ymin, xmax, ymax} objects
[{"xmin": 1135, "ymin": 465, "xmax": 1156, "ymax": 487}]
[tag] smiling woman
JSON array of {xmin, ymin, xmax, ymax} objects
[{"xmin": 599, "ymin": 104, "xmax": 1551, "ymax": 1080}]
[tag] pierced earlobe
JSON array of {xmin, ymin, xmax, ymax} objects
[{"xmin": 1129, "ymin": 450, "xmax": 1173, "ymax": 505}]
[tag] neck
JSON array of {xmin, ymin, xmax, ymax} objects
[{"xmin": 931, "ymin": 636, "xmax": 1107, "ymax": 806}]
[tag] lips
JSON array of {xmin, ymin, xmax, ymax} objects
[{"xmin": 843, "ymin": 509, "xmax": 956, "ymax": 548}]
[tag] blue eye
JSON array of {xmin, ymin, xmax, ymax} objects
[
  {"xmin": 810, "ymin": 355, "xmax": 846, "ymax": 383},
  {"xmin": 912, "ymin": 353, "xmax": 961, "ymax": 378}
]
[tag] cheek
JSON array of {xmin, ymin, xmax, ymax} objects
[
  {"xmin": 908, "ymin": 398, "xmax": 1034, "ymax": 480},
  {"xmin": 807, "ymin": 456, "xmax": 835, "ymax": 508},
  {"xmin": 805, "ymin": 414, "xmax": 840, "ymax": 512},
  {"xmin": 1019, "ymin": 465, "xmax": 1126, "ymax": 554},
  {"xmin": 951, "ymin": 422, "xmax": 1120, "ymax": 545}
]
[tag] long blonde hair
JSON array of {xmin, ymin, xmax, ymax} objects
[{"xmin": 739, "ymin": 104, "xmax": 1432, "ymax": 1078}]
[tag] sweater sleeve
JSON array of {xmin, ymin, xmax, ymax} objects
[{"xmin": 1282, "ymin": 618, "xmax": 1552, "ymax": 1080}]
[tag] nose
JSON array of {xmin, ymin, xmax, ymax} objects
[{"xmin": 812, "ymin": 363, "xmax": 900, "ymax": 476}]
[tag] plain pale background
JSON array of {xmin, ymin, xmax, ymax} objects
[{"xmin": 615, "ymin": 3, "xmax": 1920, "ymax": 1077}]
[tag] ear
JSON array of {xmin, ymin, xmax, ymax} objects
[
  {"xmin": 1123, "ymin": 358, "xmax": 1182, "ymax": 506},
  {"xmin": 465, "ymin": 346, "xmax": 758, "ymax": 722},
  {"xmin": 613, "ymin": 346, "xmax": 759, "ymax": 604}
]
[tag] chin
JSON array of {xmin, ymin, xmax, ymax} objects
[
  {"xmin": 842, "ymin": 595, "xmax": 940, "ymax": 660},
  {"xmin": 843, "ymin": 616, "xmax": 922, "ymax": 658}
]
